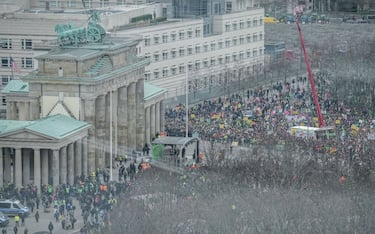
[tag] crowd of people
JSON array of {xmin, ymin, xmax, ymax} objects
[
  {"xmin": 165, "ymin": 72, "xmax": 375, "ymax": 171},
  {"xmin": 0, "ymin": 158, "xmax": 149, "ymax": 234}
]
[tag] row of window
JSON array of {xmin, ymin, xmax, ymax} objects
[
  {"xmin": 144, "ymin": 28, "xmax": 202, "ymax": 46},
  {"xmin": 0, "ymin": 39, "xmax": 32, "ymax": 50},
  {"xmin": 224, "ymin": 17, "xmax": 263, "ymax": 32},
  {"xmin": 145, "ymin": 49, "xmax": 263, "ymax": 80},
  {"xmin": 37, "ymin": 0, "xmax": 128, "ymax": 8},
  {"xmin": 1, "ymin": 57, "xmax": 33, "ymax": 69},
  {"xmin": 145, "ymin": 33, "xmax": 263, "ymax": 62}
]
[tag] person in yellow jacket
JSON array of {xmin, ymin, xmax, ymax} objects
[{"xmin": 14, "ymin": 214, "xmax": 20, "ymax": 227}]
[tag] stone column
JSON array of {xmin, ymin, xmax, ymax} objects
[
  {"xmin": 83, "ymin": 99, "xmax": 96, "ymax": 174},
  {"xmin": 22, "ymin": 149, "xmax": 30, "ymax": 185},
  {"xmin": 145, "ymin": 107, "xmax": 151, "ymax": 144},
  {"xmin": 67, "ymin": 143, "xmax": 74, "ymax": 185},
  {"xmin": 25, "ymin": 102, "xmax": 30, "ymax": 120},
  {"xmin": 74, "ymin": 139, "xmax": 82, "ymax": 178},
  {"xmin": 41, "ymin": 149, "xmax": 49, "ymax": 186},
  {"xmin": 128, "ymin": 82, "xmax": 136, "ymax": 150},
  {"xmin": 0, "ymin": 148, "xmax": 3, "ymax": 188},
  {"xmin": 60, "ymin": 146, "xmax": 67, "ymax": 184},
  {"xmin": 33, "ymin": 148, "xmax": 41, "ymax": 195},
  {"xmin": 117, "ymin": 86, "xmax": 128, "ymax": 152},
  {"xmin": 155, "ymin": 101, "xmax": 161, "ymax": 135},
  {"xmin": 18, "ymin": 102, "xmax": 27, "ymax": 121},
  {"xmin": 14, "ymin": 148, "xmax": 22, "ymax": 189},
  {"xmin": 6, "ymin": 101, "xmax": 16, "ymax": 120},
  {"xmin": 52, "ymin": 149, "xmax": 60, "ymax": 187},
  {"xmin": 30, "ymin": 99, "xmax": 40, "ymax": 120},
  {"xmin": 96, "ymin": 94, "xmax": 106, "ymax": 169},
  {"xmin": 82, "ymin": 137, "xmax": 88, "ymax": 177},
  {"xmin": 136, "ymin": 80, "xmax": 145, "ymax": 150},
  {"xmin": 160, "ymin": 100, "xmax": 165, "ymax": 131},
  {"xmin": 113, "ymin": 90, "xmax": 118, "ymax": 162},
  {"xmin": 3, "ymin": 148, "xmax": 12, "ymax": 184},
  {"xmin": 150, "ymin": 104, "xmax": 156, "ymax": 139}
]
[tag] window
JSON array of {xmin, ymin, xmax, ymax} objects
[
  {"xmin": 218, "ymin": 56, "xmax": 224, "ymax": 64},
  {"xmin": 187, "ymin": 30, "xmax": 193, "ymax": 38},
  {"xmin": 153, "ymin": 53, "xmax": 160, "ymax": 62},
  {"xmin": 253, "ymin": 49, "xmax": 258, "ymax": 56},
  {"xmin": 195, "ymin": 28, "xmax": 201, "ymax": 37},
  {"xmin": 246, "ymin": 34, "xmax": 251, "ymax": 43},
  {"xmin": 179, "ymin": 64, "xmax": 185, "ymax": 73},
  {"xmin": 154, "ymin": 35, "xmax": 160, "ymax": 44},
  {"xmin": 226, "ymin": 1, "xmax": 232, "ymax": 12},
  {"xmin": 83, "ymin": 0, "xmax": 93, "ymax": 8},
  {"xmin": 247, "ymin": 19, "xmax": 252, "ymax": 28},
  {"xmin": 225, "ymin": 54, "xmax": 230, "ymax": 63},
  {"xmin": 210, "ymin": 42, "xmax": 216, "ymax": 51},
  {"xmin": 21, "ymin": 57, "xmax": 33, "ymax": 69},
  {"xmin": 259, "ymin": 32, "xmax": 263, "ymax": 40},
  {"xmin": 203, "ymin": 59, "xmax": 209, "ymax": 67},
  {"xmin": 253, "ymin": 33, "xmax": 258, "ymax": 42},
  {"xmin": 225, "ymin": 23, "xmax": 231, "ymax": 32},
  {"xmin": 144, "ymin": 37, "xmax": 150, "ymax": 46},
  {"xmin": 225, "ymin": 39, "xmax": 230, "ymax": 48},
  {"xmin": 0, "ymin": 38, "xmax": 12, "ymax": 49},
  {"xmin": 218, "ymin": 40, "xmax": 223, "ymax": 49},
  {"xmin": 232, "ymin": 22, "xmax": 237, "ymax": 30},
  {"xmin": 188, "ymin": 63, "xmax": 193, "ymax": 71},
  {"xmin": 253, "ymin": 19, "xmax": 258, "ymax": 26},
  {"xmin": 247, "ymin": 49, "xmax": 251, "ymax": 58},
  {"xmin": 162, "ymin": 50, "xmax": 168, "ymax": 60},
  {"xmin": 179, "ymin": 31, "xmax": 185, "ymax": 40},
  {"xmin": 144, "ymin": 72, "xmax": 151, "ymax": 80},
  {"xmin": 162, "ymin": 34, "xmax": 168, "ymax": 43},
  {"xmin": 162, "ymin": 67, "xmax": 168, "ymax": 77},
  {"xmin": 0, "ymin": 203, "xmax": 11, "ymax": 209},
  {"xmin": 100, "ymin": 0, "xmax": 109, "ymax": 7},
  {"xmin": 171, "ymin": 49, "xmax": 177, "ymax": 58},
  {"xmin": 195, "ymin": 60, "xmax": 201, "ymax": 70},
  {"xmin": 259, "ymin": 18, "xmax": 263, "ymax": 25},
  {"xmin": 144, "ymin": 53, "xmax": 151, "ymax": 60},
  {"xmin": 232, "ymin": 37, "xmax": 238, "ymax": 46},
  {"xmin": 240, "ymin": 36, "xmax": 245, "ymax": 45},
  {"xmin": 259, "ymin": 47, "xmax": 264, "ymax": 55},
  {"xmin": 214, "ymin": 3, "xmax": 220, "ymax": 14},
  {"xmin": 171, "ymin": 32, "xmax": 177, "ymax": 41},
  {"xmin": 1, "ymin": 57, "xmax": 10, "ymax": 67},
  {"xmin": 232, "ymin": 53, "xmax": 238, "ymax": 61},
  {"xmin": 239, "ymin": 51, "xmax": 245, "ymax": 59},
  {"xmin": 2, "ymin": 75, "xmax": 10, "ymax": 86},
  {"xmin": 195, "ymin": 45, "xmax": 201, "ymax": 54},
  {"xmin": 203, "ymin": 43, "xmax": 209, "ymax": 52},
  {"xmin": 21, "ymin": 39, "xmax": 32, "ymax": 50},
  {"xmin": 210, "ymin": 57, "xmax": 216, "ymax": 66},
  {"xmin": 179, "ymin": 48, "xmax": 185, "ymax": 57},
  {"xmin": 187, "ymin": 46, "xmax": 193, "ymax": 55},
  {"xmin": 240, "ymin": 21, "xmax": 245, "ymax": 29},
  {"xmin": 154, "ymin": 70, "xmax": 160, "ymax": 79},
  {"xmin": 171, "ymin": 66, "xmax": 177, "ymax": 75}
]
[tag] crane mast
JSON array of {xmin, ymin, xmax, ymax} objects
[{"xmin": 295, "ymin": 14, "xmax": 325, "ymax": 127}]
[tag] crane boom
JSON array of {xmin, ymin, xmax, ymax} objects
[{"xmin": 295, "ymin": 16, "xmax": 325, "ymax": 127}]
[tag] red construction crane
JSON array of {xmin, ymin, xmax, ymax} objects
[{"xmin": 295, "ymin": 13, "xmax": 325, "ymax": 127}]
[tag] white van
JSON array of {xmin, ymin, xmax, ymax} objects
[{"xmin": 289, "ymin": 126, "xmax": 336, "ymax": 140}]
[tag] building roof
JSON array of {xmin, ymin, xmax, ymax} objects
[
  {"xmin": 0, "ymin": 114, "xmax": 90, "ymax": 140},
  {"xmin": 144, "ymin": 82, "xmax": 166, "ymax": 101},
  {"xmin": 2, "ymin": 80, "xmax": 29, "ymax": 94},
  {"xmin": 152, "ymin": 136, "xmax": 198, "ymax": 146},
  {"xmin": 3, "ymin": 80, "xmax": 166, "ymax": 101}
]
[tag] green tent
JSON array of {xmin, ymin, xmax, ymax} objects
[{"xmin": 152, "ymin": 144, "xmax": 164, "ymax": 160}]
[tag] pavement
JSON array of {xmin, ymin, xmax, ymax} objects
[{"xmin": 1, "ymin": 199, "xmax": 84, "ymax": 234}]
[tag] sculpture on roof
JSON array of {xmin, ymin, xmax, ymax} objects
[{"xmin": 54, "ymin": 10, "xmax": 106, "ymax": 47}]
